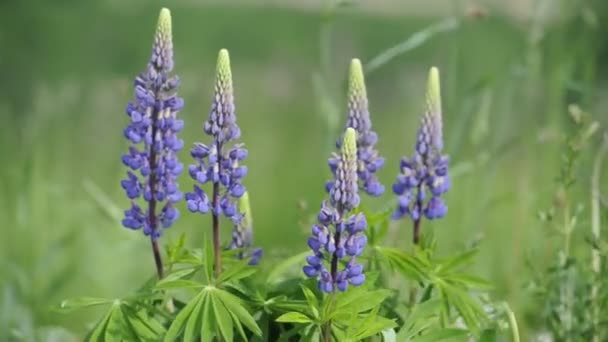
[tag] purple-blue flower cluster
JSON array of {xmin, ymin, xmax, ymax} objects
[
  {"xmin": 335, "ymin": 59, "xmax": 384, "ymax": 197},
  {"xmin": 392, "ymin": 67, "xmax": 450, "ymax": 225},
  {"xmin": 121, "ymin": 8, "xmax": 184, "ymax": 240},
  {"xmin": 186, "ymin": 49, "xmax": 247, "ymax": 224},
  {"xmin": 304, "ymin": 128, "xmax": 368, "ymax": 293}
]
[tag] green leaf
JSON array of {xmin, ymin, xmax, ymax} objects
[
  {"xmin": 301, "ymin": 325, "xmax": 321, "ymax": 342},
  {"xmin": 397, "ymin": 299, "xmax": 443, "ymax": 340},
  {"xmin": 59, "ymin": 297, "xmax": 112, "ymax": 311},
  {"xmin": 121, "ymin": 304, "xmax": 166, "ymax": 340},
  {"xmin": 166, "ymin": 232, "xmax": 187, "ymax": 264},
  {"xmin": 156, "ymin": 279, "xmax": 204, "ymax": 290},
  {"xmin": 349, "ymin": 306, "xmax": 397, "ymax": 340},
  {"xmin": 439, "ymin": 283, "xmax": 487, "ymax": 333},
  {"xmin": 200, "ymin": 292, "xmax": 214, "ymax": 342},
  {"xmin": 403, "ymin": 299, "xmax": 442, "ymax": 326},
  {"xmin": 333, "ymin": 288, "xmax": 392, "ymax": 318},
  {"xmin": 217, "ymin": 259, "xmax": 257, "ymax": 284},
  {"xmin": 159, "ymin": 267, "xmax": 197, "ymax": 283},
  {"xmin": 437, "ymin": 249, "xmax": 479, "ymax": 274},
  {"xmin": 365, "ymin": 206, "xmax": 393, "ymax": 226},
  {"xmin": 445, "ymin": 274, "xmax": 493, "ymax": 290},
  {"xmin": 276, "ymin": 324, "xmax": 309, "ymax": 341},
  {"xmin": 164, "ymin": 291, "xmax": 205, "ymax": 342},
  {"xmin": 83, "ymin": 301, "xmax": 164, "ymax": 342},
  {"xmin": 105, "ymin": 303, "xmax": 136, "ymax": 341},
  {"xmin": 226, "ymin": 307, "xmax": 248, "ymax": 341},
  {"xmin": 300, "ymin": 284, "xmax": 320, "ymax": 319},
  {"xmin": 215, "ymin": 288, "xmax": 262, "ymax": 336},
  {"xmin": 183, "ymin": 292, "xmax": 206, "ymax": 342},
  {"xmin": 211, "ymin": 292, "xmax": 234, "ymax": 342},
  {"xmin": 377, "ymin": 247, "xmax": 428, "ymax": 281},
  {"xmin": 355, "ymin": 316, "xmax": 397, "ymax": 340},
  {"xmin": 203, "ymin": 235, "xmax": 215, "ymax": 283},
  {"xmin": 276, "ymin": 312, "xmax": 313, "ymax": 324},
  {"xmin": 84, "ymin": 304, "xmax": 113, "ymax": 342}
]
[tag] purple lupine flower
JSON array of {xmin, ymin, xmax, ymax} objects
[
  {"xmin": 334, "ymin": 59, "xmax": 385, "ymax": 197},
  {"xmin": 228, "ymin": 192, "xmax": 263, "ymax": 265},
  {"xmin": 304, "ymin": 128, "xmax": 368, "ymax": 293},
  {"xmin": 391, "ymin": 67, "xmax": 449, "ymax": 244},
  {"xmin": 186, "ymin": 49, "xmax": 247, "ymax": 222},
  {"xmin": 120, "ymin": 8, "xmax": 184, "ymax": 241}
]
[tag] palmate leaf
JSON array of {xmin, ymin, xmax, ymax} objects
[
  {"xmin": 164, "ymin": 291, "xmax": 205, "ymax": 341},
  {"xmin": 331, "ymin": 287, "xmax": 393, "ymax": 321},
  {"xmin": 85, "ymin": 305, "xmax": 114, "ymax": 342},
  {"xmin": 438, "ymin": 281, "xmax": 488, "ymax": 333},
  {"xmin": 164, "ymin": 286, "xmax": 262, "ymax": 341},
  {"xmin": 215, "ymin": 288, "xmax": 263, "ymax": 337},
  {"xmin": 375, "ymin": 246, "xmax": 429, "ymax": 281},
  {"xmin": 397, "ymin": 300, "xmax": 471, "ymax": 341},
  {"xmin": 275, "ymin": 312, "xmax": 314, "ymax": 324},
  {"xmin": 211, "ymin": 294, "xmax": 234, "ymax": 342},
  {"xmin": 217, "ymin": 259, "xmax": 257, "ymax": 284},
  {"xmin": 436, "ymin": 249, "xmax": 479, "ymax": 274},
  {"xmin": 84, "ymin": 300, "xmax": 166, "ymax": 342},
  {"xmin": 398, "ymin": 299, "xmax": 442, "ymax": 336},
  {"xmin": 183, "ymin": 292, "xmax": 206, "ymax": 342},
  {"xmin": 300, "ymin": 284, "xmax": 320, "ymax": 319},
  {"xmin": 435, "ymin": 249, "xmax": 493, "ymax": 290},
  {"xmin": 343, "ymin": 306, "xmax": 398, "ymax": 341},
  {"xmin": 155, "ymin": 266, "xmax": 203, "ymax": 291},
  {"xmin": 166, "ymin": 232, "xmax": 188, "ymax": 265},
  {"xmin": 58, "ymin": 297, "xmax": 113, "ymax": 312},
  {"xmin": 301, "ymin": 325, "xmax": 322, "ymax": 342}
]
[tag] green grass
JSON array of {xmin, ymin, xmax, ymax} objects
[{"xmin": 0, "ymin": 0, "xmax": 606, "ymax": 339}]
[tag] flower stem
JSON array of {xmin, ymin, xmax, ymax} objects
[
  {"xmin": 410, "ymin": 190, "xmax": 423, "ymax": 304},
  {"xmin": 212, "ymin": 181, "xmax": 221, "ymax": 278},
  {"xmin": 148, "ymin": 108, "xmax": 164, "ymax": 279},
  {"xmin": 323, "ymin": 322, "xmax": 332, "ymax": 342},
  {"xmin": 413, "ymin": 184, "xmax": 423, "ymax": 245},
  {"xmin": 322, "ymin": 294, "xmax": 337, "ymax": 342},
  {"xmin": 503, "ymin": 302, "xmax": 520, "ymax": 342},
  {"xmin": 150, "ymin": 236, "xmax": 164, "ymax": 279},
  {"xmin": 413, "ymin": 219, "xmax": 421, "ymax": 245},
  {"xmin": 330, "ymin": 230, "xmax": 341, "ymax": 287}
]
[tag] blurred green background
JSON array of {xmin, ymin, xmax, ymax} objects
[{"xmin": 1, "ymin": 0, "xmax": 607, "ymax": 340}]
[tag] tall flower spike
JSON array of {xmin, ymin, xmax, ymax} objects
[
  {"xmin": 120, "ymin": 8, "xmax": 184, "ymax": 244},
  {"xmin": 186, "ymin": 49, "xmax": 247, "ymax": 275},
  {"xmin": 304, "ymin": 128, "xmax": 368, "ymax": 293},
  {"xmin": 391, "ymin": 67, "xmax": 450, "ymax": 244},
  {"xmin": 228, "ymin": 192, "xmax": 263, "ymax": 265},
  {"xmin": 186, "ymin": 49, "xmax": 246, "ymax": 220},
  {"xmin": 333, "ymin": 59, "xmax": 385, "ymax": 197}
]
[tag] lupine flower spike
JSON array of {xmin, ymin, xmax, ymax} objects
[
  {"xmin": 304, "ymin": 128, "xmax": 368, "ymax": 293},
  {"xmin": 392, "ymin": 67, "xmax": 450, "ymax": 244},
  {"xmin": 120, "ymin": 8, "xmax": 184, "ymax": 278},
  {"xmin": 333, "ymin": 59, "xmax": 384, "ymax": 196},
  {"xmin": 186, "ymin": 49, "xmax": 248, "ymax": 276},
  {"xmin": 228, "ymin": 191, "xmax": 263, "ymax": 265}
]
